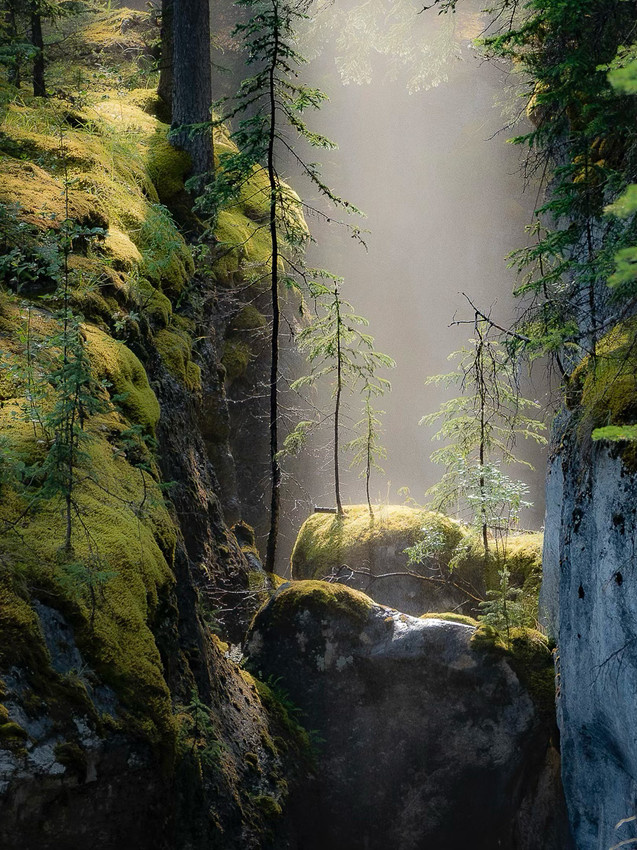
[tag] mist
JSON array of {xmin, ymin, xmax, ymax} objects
[{"xmin": 210, "ymin": 0, "xmax": 550, "ymax": 568}]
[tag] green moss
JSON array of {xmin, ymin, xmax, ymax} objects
[
  {"xmin": 470, "ymin": 622, "xmax": 506, "ymax": 652},
  {"xmin": 0, "ymin": 309, "xmax": 178, "ymax": 749},
  {"xmin": 252, "ymin": 794, "xmax": 282, "ymax": 818},
  {"xmin": 136, "ymin": 204, "xmax": 194, "ymax": 297},
  {"xmin": 213, "ymin": 206, "xmax": 273, "ymax": 288},
  {"xmin": 0, "ymin": 720, "xmax": 27, "ymax": 740},
  {"xmin": 267, "ymin": 573, "xmax": 287, "ymax": 589},
  {"xmin": 229, "ymin": 304, "xmax": 267, "ymax": 332},
  {"xmin": 103, "ymin": 227, "xmax": 143, "ymax": 272},
  {"xmin": 238, "ymin": 165, "xmax": 271, "ymax": 222},
  {"xmin": 291, "ymin": 505, "xmax": 463, "ymax": 581},
  {"xmin": 420, "ymin": 612, "xmax": 479, "ymax": 627},
  {"xmin": 0, "ymin": 95, "xmax": 193, "ymax": 304},
  {"xmin": 146, "ymin": 131, "xmax": 191, "ymax": 206},
  {"xmin": 471, "ymin": 625, "xmax": 555, "ymax": 720},
  {"xmin": 132, "ymin": 279, "xmax": 172, "ymax": 328},
  {"xmin": 0, "ymin": 159, "xmax": 108, "ymax": 231},
  {"xmin": 154, "ymin": 327, "xmax": 201, "ymax": 391},
  {"xmin": 222, "ymin": 337, "xmax": 252, "ymax": 382},
  {"xmin": 0, "ymin": 577, "xmax": 50, "ymax": 674},
  {"xmin": 0, "ymin": 431, "xmax": 178, "ymax": 746},
  {"xmin": 572, "ymin": 317, "xmax": 637, "ymax": 438},
  {"xmin": 268, "ymin": 580, "xmax": 373, "ymax": 627},
  {"xmin": 244, "ymin": 751, "xmax": 260, "ymax": 771},
  {"xmin": 449, "ymin": 530, "xmax": 543, "ymax": 619},
  {"xmin": 507, "ymin": 628, "xmax": 556, "ymax": 720},
  {"xmin": 85, "ymin": 324, "xmax": 160, "ymax": 432}
]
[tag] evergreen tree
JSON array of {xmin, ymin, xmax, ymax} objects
[
  {"xmin": 0, "ymin": 0, "xmax": 79, "ymax": 96},
  {"xmin": 477, "ymin": 0, "xmax": 637, "ymax": 367},
  {"xmin": 203, "ymin": 0, "xmax": 361, "ymax": 567},
  {"xmin": 345, "ymin": 390, "xmax": 388, "ymax": 515},
  {"xmin": 421, "ymin": 321, "xmax": 545, "ymax": 557},
  {"xmin": 292, "ymin": 281, "xmax": 394, "ymax": 515}
]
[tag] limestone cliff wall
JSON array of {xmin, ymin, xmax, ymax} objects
[{"xmin": 542, "ymin": 428, "xmax": 637, "ymax": 850}]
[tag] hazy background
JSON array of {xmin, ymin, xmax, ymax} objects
[{"xmin": 210, "ymin": 0, "xmax": 551, "ymax": 567}]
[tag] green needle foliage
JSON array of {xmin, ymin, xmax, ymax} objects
[
  {"xmin": 421, "ymin": 322, "xmax": 545, "ymax": 557},
  {"xmin": 292, "ymin": 280, "xmax": 394, "ymax": 515},
  {"xmin": 0, "ymin": 0, "xmax": 81, "ymax": 94},
  {"xmin": 478, "ymin": 565, "xmax": 526, "ymax": 643},
  {"xmin": 345, "ymin": 394, "xmax": 387, "ymax": 516},
  {"xmin": 473, "ymin": 0, "xmax": 637, "ymax": 371}
]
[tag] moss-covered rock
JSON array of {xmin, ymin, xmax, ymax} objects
[
  {"xmin": 222, "ymin": 336, "xmax": 252, "ymax": 382},
  {"xmin": 0, "ymin": 12, "xmax": 311, "ymax": 847},
  {"xmin": 291, "ymin": 506, "xmax": 544, "ymax": 621},
  {"xmin": 260, "ymin": 580, "xmax": 374, "ymax": 632},
  {"xmin": 84, "ymin": 324, "xmax": 161, "ymax": 432},
  {"xmin": 471, "ymin": 625, "xmax": 555, "ymax": 720},
  {"xmin": 291, "ymin": 505, "xmax": 467, "ymax": 615},
  {"xmin": 420, "ymin": 611, "xmax": 479, "ymax": 626},
  {"xmin": 569, "ymin": 317, "xmax": 637, "ymax": 462},
  {"xmin": 154, "ymin": 327, "xmax": 201, "ymax": 391},
  {"xmin": 146, "ymin": 131, "xmax": 191, "ymax": 207},
  {"xmin": 292, "ymin": 504, "xmax": 462, "ymax": 577}
]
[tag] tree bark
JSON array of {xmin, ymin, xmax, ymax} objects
[
  {"xmin": 171, "ymin": 0, "xmax": 214, "ymax": 176},
  {"xmin": 30, "ymin": 5, "xmax": 45, "ymax": 97},
  {"xmin": 157, "ymin": 0, "xmax": 173, "ymax": 115},
  {"xmin": 264, "ymin": 4, "xmax": 280, "ymax": 573},
  {"xmin": 334, "ymin": 288, "xmax": 343, "ymax": 516},
  {"xmin": 6, "ymin": 3, "xmax": 21, "ymax": 87}
]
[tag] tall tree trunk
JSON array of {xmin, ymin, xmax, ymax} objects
[
  {"xmin": 365, "ymin": 406, "xmax": 373, "ymax": 515},
  {"xmin": 171, "ymin": 0, "xmax": 213, "ymax": 176},
  {"xmin": 264, "ymin": 3, "xmax": 280, "ymax": 573},
  {"xmin": 334, "ymin": 288, "xmax": 344, "ymax": 516},
  {"xmin": 476, "ymin": 338, "xmax": 489, "ymax": 559},
  {"xmin": 30, "ymin": 5, "xmax": 45, "ymax": 97},
  {"xmin": 157, "ymin": 0, "xmax": 173, "ymax": 116},
  {"xmin": 6, "ymin": 3, "xmax": 21, "ymax": 87}
]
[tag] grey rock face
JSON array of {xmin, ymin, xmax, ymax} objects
[
  {"xmin": 542, "ymin": 436, "xmax": 637, "ymax": 850},
  {"xmin": 246, "ymin": 581, "xmax": 572, "ymax": 850}
]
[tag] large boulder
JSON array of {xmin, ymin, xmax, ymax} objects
[
  {"xmin": 245, "ymin": 580, "xmax": 573, "ymax": 850},
  {"xmin": 291, "ymin": 505, "xmax": 543, "ymax": 619}
]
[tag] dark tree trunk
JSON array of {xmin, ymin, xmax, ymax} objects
[
  {"xmin": 334, "ymin": 289, "xmax": 343, "ymax": 516},
  {"xmin": 6, "ymin": 3, "xmax": 21, "ymax": 87},
  {"xmin": 30, "ymin": 5, "xmax": 45, "ymax": 97},
  {"xmin": 171, "ymin": 0, "xmax": 214, "ymax": 176},
  {"xmin": 157, "ymin": 0, "xmax": 173, "ymax": 116},
  {"xmin": 264, "ymin": 9, "xmax": 280, "ymax": 573}
]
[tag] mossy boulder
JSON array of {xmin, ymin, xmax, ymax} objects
[
  {"xmin": 291, "ymin": 505, "xmax": 468, "ymax": 615},
  {"xmin": 245, "ymin": 582, "xmax": 570, "ymax": 850},
  {"xmin": 291, "ymin": 505, "xmax": 544, "ymax": 621}
]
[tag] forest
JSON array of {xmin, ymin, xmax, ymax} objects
[{"xmin": 0, "ymin": 0, "xmax": 636, "ymax": 848}]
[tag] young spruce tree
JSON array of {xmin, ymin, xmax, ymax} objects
[
  {"xmin": 421, "ymin": 320, "xmax": 546, "ymax": 558},
  {"xmin": 291, "ymin": 281, "xmax": 394, "ymax": 516}
]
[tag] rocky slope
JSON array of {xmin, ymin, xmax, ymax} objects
[{"xmin": 0, "ymin": 9, "xmax": 307, "ymax": 847}]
